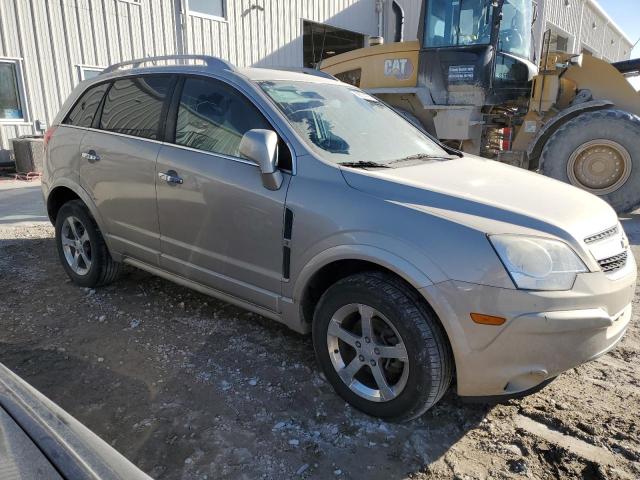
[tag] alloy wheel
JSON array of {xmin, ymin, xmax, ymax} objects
[
  {"xmin": 61, "ymin": 216, "xmax": 92, "ymax": 276},
  {"xmin": 326, "ymin": 303, "xmax": 409, "ymax": 402}
]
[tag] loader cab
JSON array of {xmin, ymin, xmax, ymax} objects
[{"xmin": 418, "ymin": 0, "xmax": 537, "ymax": 106}]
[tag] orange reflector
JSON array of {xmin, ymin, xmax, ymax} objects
[{"xmin": 470, "ymin": 313, "xmax": 506, "ymax": 326}]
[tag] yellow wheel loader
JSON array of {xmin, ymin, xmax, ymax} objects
[{"xmin": 321, "ymin": 0, "xmax": 640, "ymax": 212}]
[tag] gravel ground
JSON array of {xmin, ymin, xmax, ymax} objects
[{"xmin": 1, "ymin": 219, "xmax": 640, "ymax": 479}]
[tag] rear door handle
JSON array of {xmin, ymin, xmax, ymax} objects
[
  {"xmin": 158, "ymin": 170, "xmax": 183, "ymax": 185},
  {"xmin": 81, "ymin": 150, "xmax": 100, "ymax": 162}
]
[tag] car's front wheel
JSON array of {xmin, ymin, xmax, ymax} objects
[
  {"xmin": 312, "ymin": 272, "xmax": 453, "ymax": 422},
  {"xmin": 55, "ymin": 200, "xmax": 121, "ymax": 288}
]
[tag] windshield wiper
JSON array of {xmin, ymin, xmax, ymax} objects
[
  {"xmin": 387, "ymin": 153, "xmax": 456, "ymax": 165},
  {"xmin": 338, "ymin": 161, "xmax": 390, "ymax": 169}
]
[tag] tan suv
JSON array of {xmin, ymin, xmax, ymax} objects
[{"xmin": 42, "ymin": 55, "xmax": 636, "ymax": 421}]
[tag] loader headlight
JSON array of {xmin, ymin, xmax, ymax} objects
[{"xmin": 489, "ymin": 235, "xmax": 588, "ymax": 291}]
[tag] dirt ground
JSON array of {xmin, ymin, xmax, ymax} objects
[{"xmin": 1, "ymin": 186, "xmax": 640, "ymax": 479}]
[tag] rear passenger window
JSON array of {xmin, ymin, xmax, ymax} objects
[
  {"xmin": 174, "ymin": 77, "xmax": 272, "ymax": 158},
  {"xmin": 64, "ymin": 83, "xmax": 109, "ymax": 128},
  {"xmin": 99, "ymin": 76, "xmax": 174, "ymax": 140}
]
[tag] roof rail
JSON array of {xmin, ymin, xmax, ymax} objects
[
  {"xmin": 274, "ymin": 67, "xmax": 338, "ymax": 81},
  {"xmin": 101, "ymin": 55, "xmax": 236, "ymax": 74}
]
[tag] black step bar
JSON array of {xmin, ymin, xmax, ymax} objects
[{"xmin": 612, "ymin": 58, "xmax": 640, "ymax": 75}]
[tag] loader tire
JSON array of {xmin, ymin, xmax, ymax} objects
[{"xmin": 540, "ymin": 109, "xmax": 640, "ymax": 213}]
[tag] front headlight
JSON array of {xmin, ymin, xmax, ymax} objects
[{"xmin": 489, "ymin": 235, "xmax": 588, "ymax": 291}]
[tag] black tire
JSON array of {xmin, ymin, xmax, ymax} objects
[
  {"xmin": 539, "ymin": 109, "xmax": 640, "ymax": 213},
  {"xmin": 55, "ymin": 199, "xmax": 121, "ymax": 288},
  {"xmin": 312, "ymin": 272, "xmax": 453, "ymax": 422}
]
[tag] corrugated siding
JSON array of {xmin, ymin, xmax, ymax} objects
[
  {"xmin": 602, "ymin": 25, "xmax": 618, "ymax": 62},
  {"xmin": 618, "ymin": 40, "xmax": 633, "ymax": 60},
  {"xmin": 0, "ymin": 0, "xmax": 179, "ymax": 152},
  {"xmin": 0, "ymin": 0, "xmax": 379, "ymax": 155},
  {"xmin": 584, "ymin": 0, "xmax": 633, "ymax": 61},
  {"xmin": 580, "ymin": 5, "xmax": 604, "ymax": 53},
  {"xmin": 183, "ymin": 0, "xmax": 378, "ymax": 68},
  {"xmin": 543, "ymin": 0, "xmax": 581, "ymax": 41}
]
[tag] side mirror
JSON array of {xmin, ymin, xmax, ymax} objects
[{"xmin": 239, "ymin": 129, "xmax": 283, "ymax": 191}]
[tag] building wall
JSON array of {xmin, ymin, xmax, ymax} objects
[
  {"xmin": 536, "ymin": 0, "xmax": 633, "ymax": 62},
  {"xmin": 0, "ymin": 0, "xmax": 379, "ymax": 156},
  {"xmin": 184, "ymin": 0, "xmax": 378, "ymax": 68},
  {"xmin": 0, "ymin": 0, "xmax": 633, "ymax": 159}
]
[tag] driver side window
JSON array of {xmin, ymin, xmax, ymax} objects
[{"xmin": 175, "ymin": 77, "xmax": 271, "ymax": 158}]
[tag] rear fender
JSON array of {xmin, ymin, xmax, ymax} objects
[{"xmin": 47, "ymin": 179, "xmax": 120, "ymax": 261}]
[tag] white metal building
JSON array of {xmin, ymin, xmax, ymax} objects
[
  {"xmin": 534, "ymin": 0, "xmax": 634, "ymax": 61},
  {"xmin": 0, "ymin": 0, "xmax": 381, "ymax": 161},
  {"xmin": 0, "ymin": 0, "xmax": 634, "ymax": 163}
]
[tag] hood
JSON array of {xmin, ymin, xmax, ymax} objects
[{"xmin": 341, "ymin": 155, "xmax": 618, "ymax": 245}]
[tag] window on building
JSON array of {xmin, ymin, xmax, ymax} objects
[
  {"xmin": 64, "ymin": 83, "xmax": 110, "ymax": 128},
  {"xmin": 99, "ymin": 75, "xmax": 174, "ymax": 140},
  {"xmin": 187, "ymin": 0, "xmax": 226, "ymax": 20},
  {"xmin": 303, "ymin": 21, "xmax": 365, "ymax": 68},
  {"xmin": 556, "ymin": 35, "xmax": 569, "ymax": 52},
  {"xmin": 174, "ymin": 77, "xmax": 272, "ymax": 158},
  {"xmin": 549, "ymin": 33, "xmax": 569, "ymax": 52},
  {"xmin": 0, "ymin": 61, "xmax": 25, "ymax": 121},
  {"xmin": 78, "ymin": 66, "xmax": 104, "ymax": 81}
]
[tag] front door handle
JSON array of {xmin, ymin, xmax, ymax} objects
[
  {"xmin": 158, "ymin": 170, "xmax": 183, "ymax": 185},
  {"xmin": 81, "ymin": 150, "xmax": 100, "ymax": 162}
]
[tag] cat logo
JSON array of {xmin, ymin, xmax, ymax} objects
[{"xmin": 383, "ymin": 58, "xmax": 413, "ymax": 80}]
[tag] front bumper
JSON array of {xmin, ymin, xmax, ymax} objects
[{"xmin": 421, "ymin": 264, "xmax": 636, "ymax": 397}]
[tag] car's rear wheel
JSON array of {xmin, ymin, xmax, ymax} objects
[
  {"xmin": 312, "ymin": 272, "xmax": 453, "ymax": 422},
  {"xmin": 55, "ymin": 200, "xmax": 120, "ymax": 288}
]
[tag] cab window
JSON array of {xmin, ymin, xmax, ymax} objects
[{"xmin": 424, "ymin": 0, "xmax": 493, "ymax": 48}]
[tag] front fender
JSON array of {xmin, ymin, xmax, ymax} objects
[
  {"xmin": 279, "ymin": 242, "xmax": 446, "ymax": 334},
  {"xmin": 290, "ymin": 242, "xmax": 446, "ymax": 305}
]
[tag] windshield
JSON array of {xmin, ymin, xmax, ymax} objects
[
  {"xmin": 259, "ymin": 81, "xmax": 447, "ymax": 166},
  {"xmin": 498, "ymin": 0, "xmax": 533, "ymax": 59},
  {"xmin": 424, "ymin": 0, "xmax": 493, "ymax": 48}
]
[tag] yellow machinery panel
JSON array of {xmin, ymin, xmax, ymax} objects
[
  {"xmin": 563, "ymin": 55, "xmax": 640, "ymax": 117},
  {"xmin": 321, "ymin": 41, "xmax": 420, "ymax": 90}
]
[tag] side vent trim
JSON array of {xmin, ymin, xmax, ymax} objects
[
  {"xmin": 284, "ymin": 208, "xmax": 294, "ymax": 240},
  {"xmin": 282, "ymin": 246, "xmax": 291, "ymax": 280},
  {"xmin": 283, "ymin": 208, "xmax": 293, "ymax": 279}
]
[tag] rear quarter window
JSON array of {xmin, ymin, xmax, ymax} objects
[{"xmin": 63, "ymin": 83, "xmax": 109, "ymax": 128}]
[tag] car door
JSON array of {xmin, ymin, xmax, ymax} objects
[
  {"xmin": 79, "ymin": 75, "xmax": 176, "ymax": 266},
  {"xmin": 155, "ymin": 75, "xmax": 292, "ymax": 311},
  {"xmin": 55, "ymin": 82, "xmax": 112, "ymax": 187}
]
